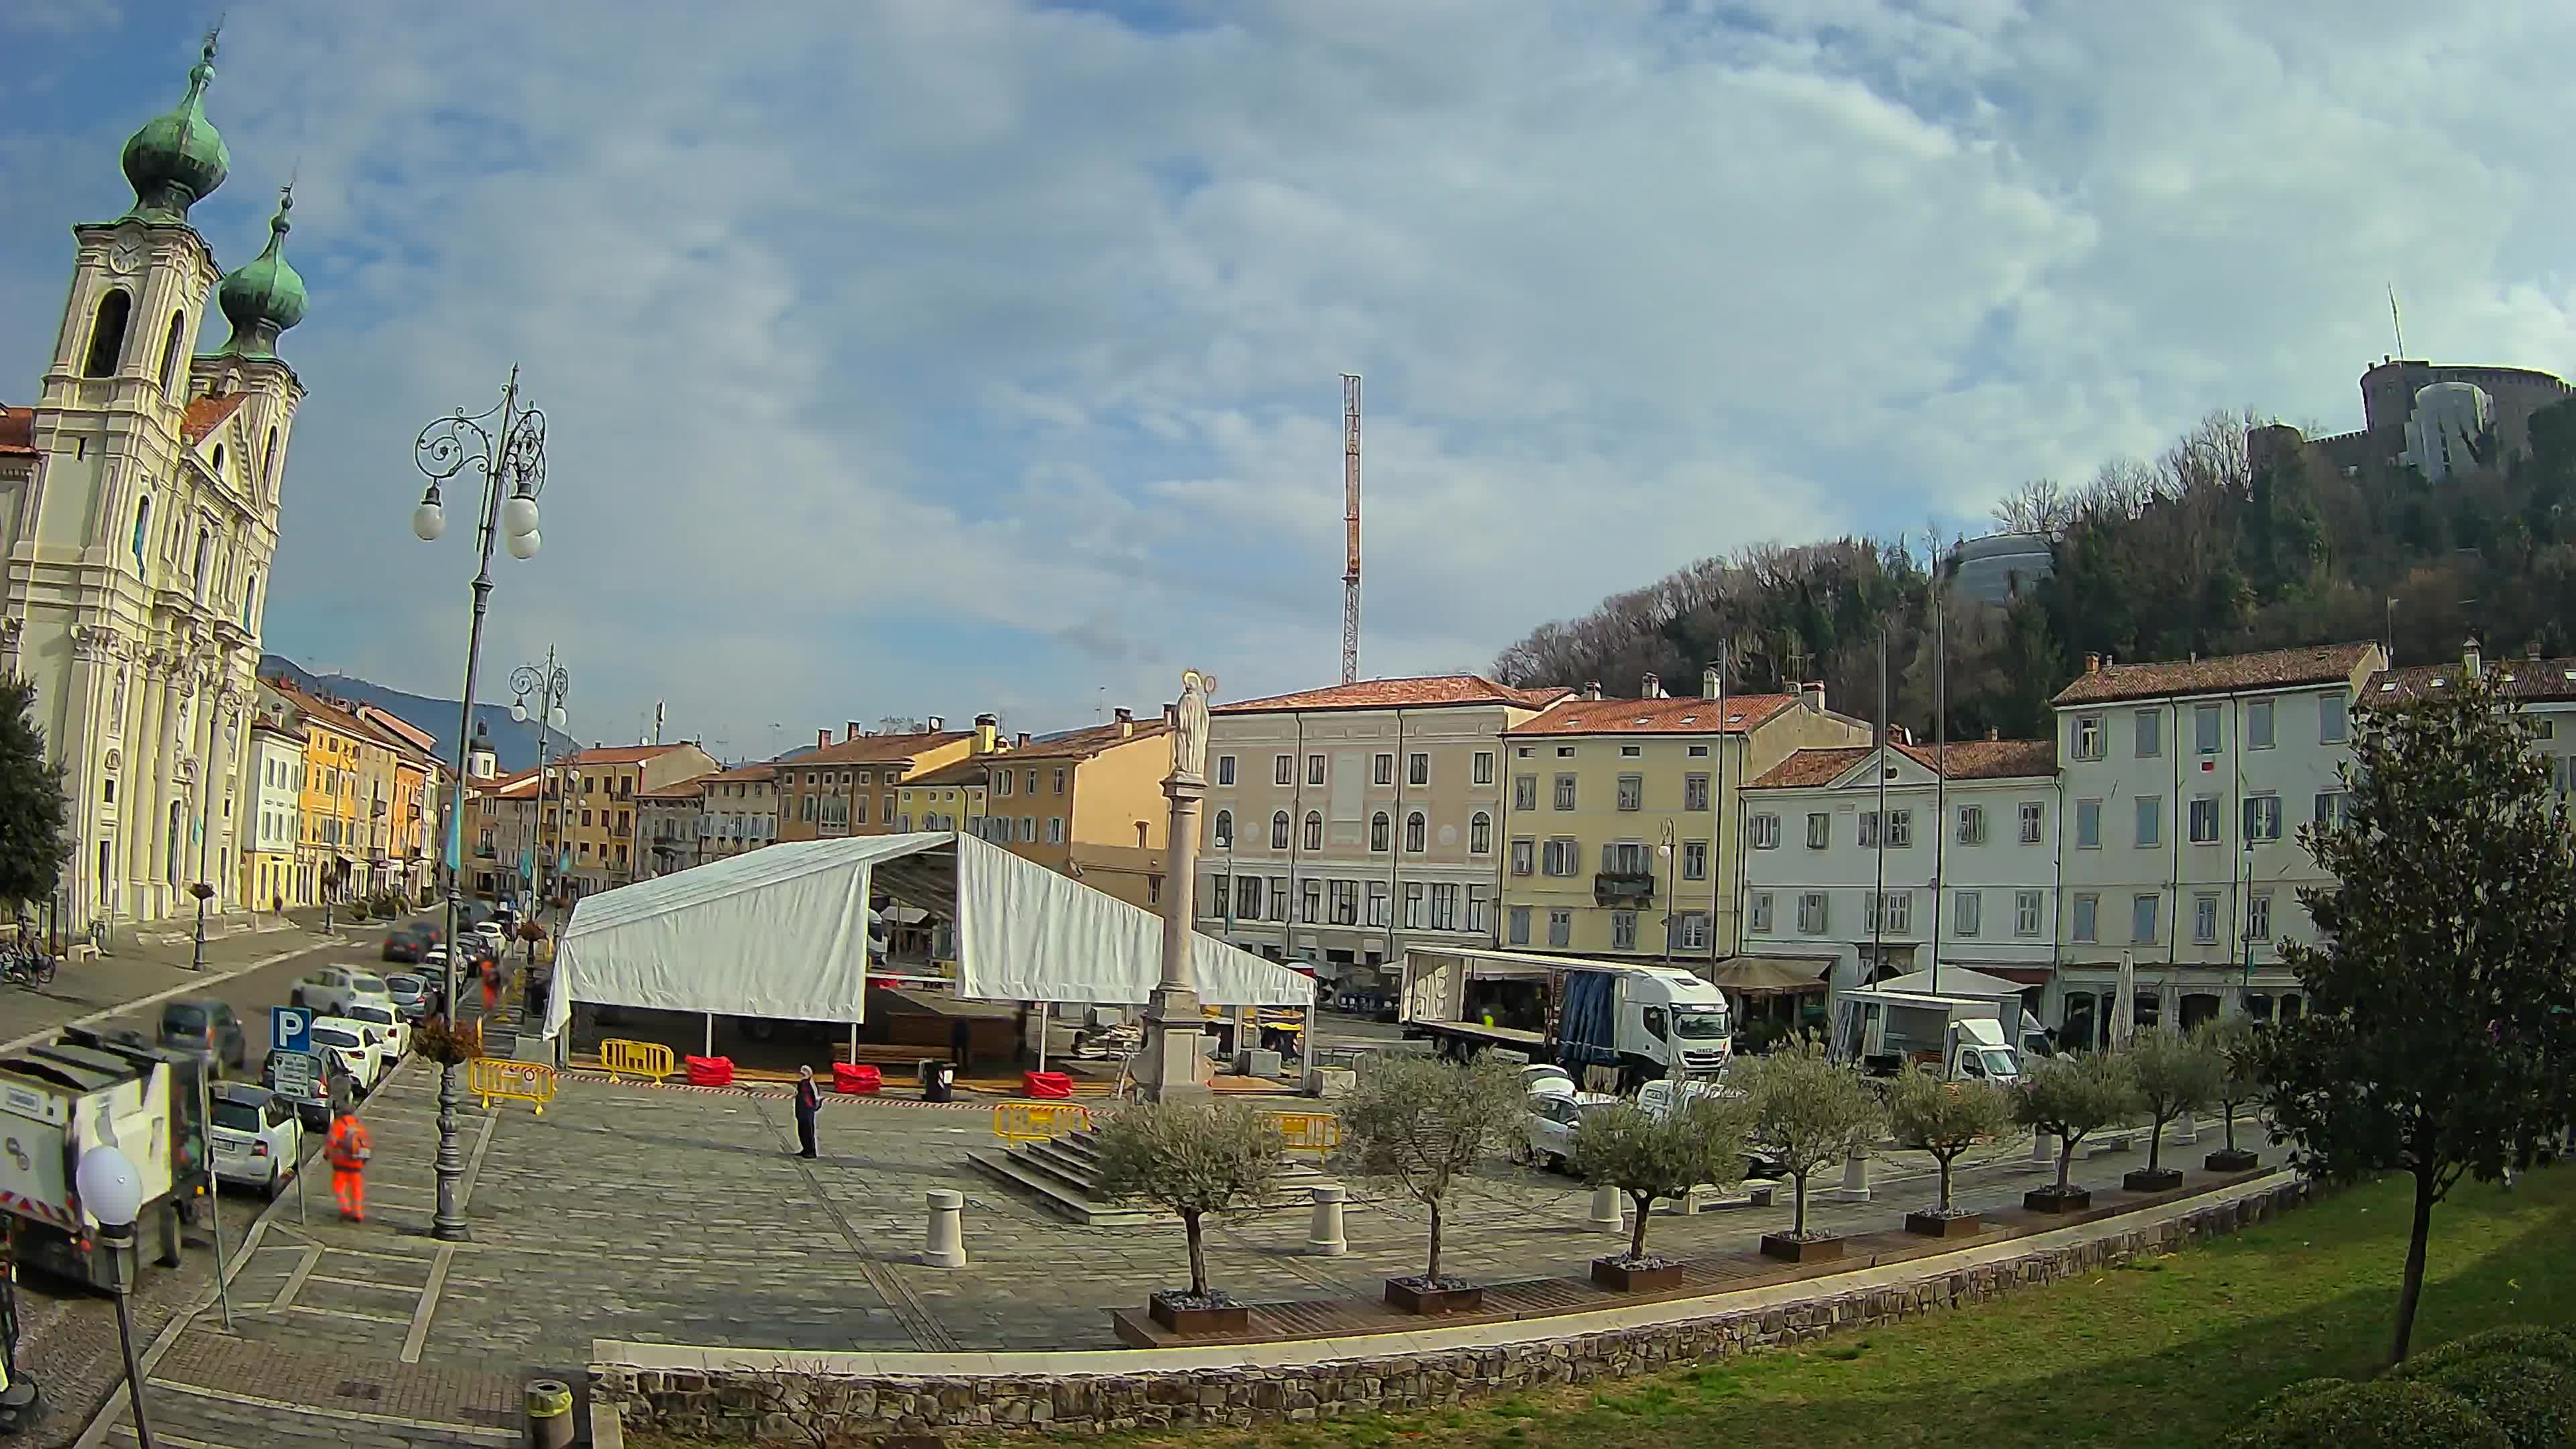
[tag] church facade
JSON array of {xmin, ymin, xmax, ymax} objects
[{"xmin": 0, "ymin": 36, "xmax": 311, "ymax": 928}]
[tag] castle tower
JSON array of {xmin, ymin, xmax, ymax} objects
[{"xmin": 0, "ymin": 33, "xmax": 310, "ymax": 927}]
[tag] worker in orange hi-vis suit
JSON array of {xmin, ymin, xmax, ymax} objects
[{"xmin": 327, "ymin": 1106, "xmax": 372, "ymax": 1222}]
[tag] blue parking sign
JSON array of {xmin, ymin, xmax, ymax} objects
[{"xmin": 272, "ymin": 1005, "xmax": 311, "ymax": 1055}]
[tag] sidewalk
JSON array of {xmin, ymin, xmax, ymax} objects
[{"xmin": 0, "ymin": 916, "xmax": 347, "ymax": 1054}]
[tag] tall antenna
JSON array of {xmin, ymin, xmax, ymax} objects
[
  {"xmin": 1342, "ymin": 374, "xmax": 1363, "ymax": 684},
  {"xmin": 2389, "ymin": 284, "xmax": 2406, "ymax": 358}
]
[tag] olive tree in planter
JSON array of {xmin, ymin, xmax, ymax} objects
[
  {"xmin": 1735, "ymin": 1036, "xmax": 1884, "ymax": 1263},
  {"xmin": 2010, "ymin": 1049, "xmax": 2137, "ymax": 1212},
  {"xmin": 1572, "ymin": 1095, "xmax": 1752, "ymax": 1291},
  {"xmin": 1338, "ymin": 1052, "xmax": 1524, "ymax": 1313},
  {"xmin": 1092, "ymin": 1099, "xmax": 1285, "ymax": 1334},
  {"xmin": 1888, "ymin": 1070, "xmax": 2012, "ymax": 1238},
  {"xmin": 2123, "ymin": 1026, "xmax": 2225, "ymax": 1191},
  {"xmin": 2195, "ymin": 1018, "xmax": 2264, "ymax": 1172}
]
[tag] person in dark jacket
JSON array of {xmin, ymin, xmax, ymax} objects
[{"xmin": 792, "ymin": 1065, "xmax": 822, "ymax": 1159}]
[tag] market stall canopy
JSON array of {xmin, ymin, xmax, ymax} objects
[
  {"xmin": 1868, "ymin": 966, "xmax": 2031, "ymax": 1000},
  {"xmin": 1705, "ymin": 956, "xmax": 1832, "ymax": 996},
  {"xmin": 545, "ymin": 833, "xmax": 1310, "ymax": 1042}
]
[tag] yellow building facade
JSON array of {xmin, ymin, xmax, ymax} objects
[
  {"xmin": 555, "ymin": 742, "xmax": 721, "ymax": 899},
  {"xmin": 908, "ymin": 709, "xmax": 1173, "ymax": 910},
  {"xmin": 1498, "ymin": 673, "xmax": 1870, "ymax": 961}
]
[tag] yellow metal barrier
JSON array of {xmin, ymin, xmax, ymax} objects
[
  {"xmin": 598, "ymin": 1038, "xmax": 677, "ymax": 1083},
  {"xmin": 470, "ymin": 1058, "xmax": 559, "ymax": 1115},
  {"xmin": 1269, "ymin": 1111, "xmax": 1342, "ymax": 1157},
  {"xmin": 992, "ymin": 1103, "xmax": 1093, "ymax": 1142}
]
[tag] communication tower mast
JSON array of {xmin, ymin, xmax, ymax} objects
[{"xmin": 1342, "ymin": 373, "xmax": 1362, "ymax": 684}]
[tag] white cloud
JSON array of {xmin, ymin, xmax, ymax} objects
[{"xmin": 7, "ymin": 1, "xmax": 2576, "ymax": 751}]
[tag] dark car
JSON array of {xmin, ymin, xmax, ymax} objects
[
  {"xmin": 264, "ymin": 1046, "xmax": 353, "ymax": 1130},
  {"xmin": 382, "ymin": 924, "xmax": 439, "ymax": 963},
  {"xmin": 158, "ymin": 997, "xmax": 248, "ymax": 1075}
]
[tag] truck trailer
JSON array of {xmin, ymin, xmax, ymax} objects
[
  {"xmin": 0, "ymin": 1027, "xmax": 213, "ymax": 1289},
  {"xmin": 1399, "ymin": 947, "xmax": 1733, "ymax": 1090},
  {"xmin": 1828, "ymin": 986, "xmax": 2050, "ymax": 1083}
]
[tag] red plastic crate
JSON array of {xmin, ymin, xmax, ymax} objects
[
  {"xmin": 1022, "ymin": 1070, "xmax": 1073, "ymax": 1099},
  {"xmin": 684, "ymin": 1055, "xmax": 734, "ymax": 1087},
  {"xmin": 832, "ymin": 1063, "xmax": 882, "ymax": 1095}
]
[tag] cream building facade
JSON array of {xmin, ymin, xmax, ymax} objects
[
  {"xmin": 0, "ymin": 43, "xmax": 309, "ymax": 926},
  {"xmin": 694, "ymin": 759, "xmax": 782, "ymax": 863},
  {"xmin": 241, "ymin": 714, "xmax": 303, "ymax": 911},
  {"xmin": 1198, "ymin": 676, "xmax": 1568, "ymax": 985}
]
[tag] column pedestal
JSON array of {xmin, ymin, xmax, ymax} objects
[{"xmin": 1135, "ymin": 985, "xmax": 1212, "ymax": 1102}]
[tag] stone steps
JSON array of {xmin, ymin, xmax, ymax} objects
[{"xmin": 968, "ymin": 1125, "xmax": 1352, "ymax": 1228}]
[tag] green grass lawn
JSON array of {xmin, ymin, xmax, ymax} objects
[{"xmin": 636, "ymin": 1165, "xmax": 2576, "ymax": 1449}]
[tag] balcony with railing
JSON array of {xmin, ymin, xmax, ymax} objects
[{"xmin": 1593, "ymin": 843, "xmax": 1657, "ymax": 906}]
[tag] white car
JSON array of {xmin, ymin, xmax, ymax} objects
[
  {"xmin": 339, "ymin": 1002, "xmax": 411, "ymax": 1062},
  {"xmin": 307, "ymin": 1018, "xmax": 388, "ymax": 1091},
  {"xmin": 209, "ymin": 1083, "xmax": 304, "ymax": 1198},
  {"xmin": 1519, "ymin": 1063, "xmax": 1576, "ymax": 1097},
  {"xmin": 290, "ymin": 965, "xmax": 397, "ymax": 1019},
  {"xmin": 1519, "ymin": 1091, "xmax": 1616, "ymax": 1173}
]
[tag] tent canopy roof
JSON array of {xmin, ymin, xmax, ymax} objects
[{"xmin": 1867, "ymin": 966, "xmax": 2031, "ymax": 1001}]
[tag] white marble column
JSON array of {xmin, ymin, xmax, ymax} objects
[{"xmin": 129, "ymin": 653, "xmax": 168, "ymax": 916}]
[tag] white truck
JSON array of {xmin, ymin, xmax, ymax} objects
[
  {"xmin": 0, "ymin": 1028, "xmax": 211, "ymax": 1287},
  {"xmin": 1399, "ymin": 947, "xmax": 1733, "ymax": 1091},
  {"xmin": 1828, "ymin": 986, "xmax": 2049, "ymax": 1083}
]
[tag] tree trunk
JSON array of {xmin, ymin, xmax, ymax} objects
[
  {"xmin": 1183, "ymin": 1209, "xmax": 1208, "ymax": 1299},
  {"xmin": 2222, "ymin": 1100, "xmax": 2239, "ymax": 1152},
  {"xmin": 2389, "ymin": 1169, "xmax": 2438, "ymax": 1366},
  {"xmin": 1628, "ymin": 1192, "xmax": 1652, "ymax": 1260},
  {"xmin": 2055, "ymin": 1135, "xmax": 2076, "ymax": 1191},
  {"xmin": 1792, "ymin": 1171, "xmax": 1810, "ymax": 1236},
  {"xmin": 2147, "ymin": 1111, "xmax": 2165, "ymax": 1173},
  {"xmin": 1937, "ymin": 1153, "xmax": 1956, "ymax": 1214},
  {"xmin": 1426, "ymin": 1197, "xmax": 1444, "ymax": 1283}
]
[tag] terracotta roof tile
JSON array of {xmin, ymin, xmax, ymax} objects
[
  {"xmin": 700, "ymin": 761, "xmax": 782, "ymax": 784},
  {"xmin": 1752, "ymin": 737, "xmax": 2056, "ymax": 789},
  {"xmin": 180, "ymin": 394, "xmax": 247, "ymax": 447},
  {"xmin": 1215, "ymin": 675, "xmax": 1570, "ymax": 715},
  {"xmin": 1002, "ymin": 719, "xmax": 1171, "ymax": 762},
  {"xmin": 906, "ymin": 757, "xmax": 994, "ymax": 788},
  {"xmin": 786, "ymin": 731, "xmax": 973, "ymax": 767},
  {"xmin": 0, "ymin": 405, "xmax": 34, "ymax": 458},
  {"xmin": 2369, "ymin": 656, "xmax": 2576, "ymax": 705},
  {"xmin": 1508, "ymin": 694, "xmax": 1800, "ymax": 737},
  {"xmin": 2050, "ymin": 643, "xmax": 2383, "ymax": 706},
  {"xmin": 559, "ymin": 742, "xmax": 703, "ymax": 767}
]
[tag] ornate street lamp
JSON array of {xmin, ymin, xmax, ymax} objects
[
  {"xmin": 511, "ymin": 653, "xmax": 570, "ymax": 970},
  {"xmin": 76, "ymin": 1145, "xmax": 153, "ymax": 1448},
  {"xmin": 409, "ymin": 368, "xmax": 547, "ymax": 1243}
]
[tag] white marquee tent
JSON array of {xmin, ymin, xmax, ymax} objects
[{"xmin": 541, "ymin": 832, "xmax": 1312, "ymax": 1046}]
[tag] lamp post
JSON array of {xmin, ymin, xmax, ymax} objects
[
  {"xmin": 409, "ymin": 368, "xmax": 548, "ymax": 1243},
  {"xmin": 1657, "ymin": 819, "xmax": 1676, "ymax": 964},
  {"xmin": 186, "ymin": 880, "xmax": 215, "ymax": 972},
  {"xmin": 511, "ymin": 653, "xmax": 569, "ymax": 970},
  {"xmin": 76, "ymin": 1145, "xmax": 154, "ymax": 1449}
]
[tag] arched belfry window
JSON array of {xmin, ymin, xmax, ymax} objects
[
  {"xmin": 84, "ymin": 290, "xmax": 133, "ymax": 378},
  {"xmin": 157, "ymin": 311, "xmax": 186, "ymax": 395}
]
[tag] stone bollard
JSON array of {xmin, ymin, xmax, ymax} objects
[
  {"xmin": 1588, "ymin": 1183, "xmax": 1625, "ymax": 1232},
  {"xmin": 1821, "ymin": 1142, "xmax": 1872, "ymax": 1202},
  {"xmin": 924, "ymin": 1189, "xmax": 969, "ymax": 1269},
  {"xmin": 1306, "ymin": 1185, "xmax": 1348, "ymax": 1256},
  {"xmin": 2176, "ymin": 1110, "xmax": 2199, "ymax": 1146},
  {"xmin": 2029, "ymin": 1130, "xmax": 2056, "ymax": 1173},
  {"xmin": 526, "ymin": 1379, "xmax": 576, "ymax": 1449}
]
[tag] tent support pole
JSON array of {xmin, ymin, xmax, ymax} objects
[
  {"xmin": 1036, "ymin": 1002, "xmax": 1049, "ymax": 1075},
  {"xmin": 704, "ymin": 1013, "xmax": 714, "ymax": 1057},
  {"xmin": 849, "ymin": 1022, "xmax": 858, "ymax": 1067},
  {"xmin": 1304, "ymin": 994, "xmax": 1316, "ymax": 1070}
]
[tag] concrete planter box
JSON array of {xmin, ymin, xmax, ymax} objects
[
  {"xmin": 2204, "ymin": 1148, "xmax": 2261, "ymax": 1173},
  {"xmin": 1759, "ymin": 1233, "xmax": 1843, "ymax": 1264},
  {"xmin": 1590, "ymin": 1257, "xmax": 1685, "ymax": 1293},
  {"xmin": 2024, "ymin": 1185, "xmax": 2092, "ymax": 1213},
  {"xmin": 2123, "ymin": 1168, "xmax": 2185, "ymax": 1193},
  {"xmin": 1147, "ymin": 1292, "xmax": 1248, "ymax": 1336},
  {"xmin": 1904, "ymin": 1210, "xmax": 1983, "ymax": 1238},
  {"xmin": 1384, "ymin": 1278, "xmax": 1484, "ymax": 1315}
]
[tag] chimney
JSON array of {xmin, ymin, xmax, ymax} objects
[
  {"xmin": 1801, "ymin": 682, "xmax": 1825, "ymax": 713},
  {"xmin": 1985, "ymin": 727, "xmax": 1999, "ymax": 741},
  {"xmin": 2084, "ymin": 652, "xmax": 2100, "ymax": 675},
  {"xmin": 1114, "ymin": 706, "xmax": 1134, "ymax": 738},
  {"xmin": 1016, "ymin": 731, "xmax": 1031, "ymax": 749},
  {"xmin": 2463, "ymin": 636, "xmax": 2482, "ymax": 678},
  {"xmin": 818, "ymin": 729, "xmax": 830, "ymax": 750},
  {"xmin": 973, "ymin": 712, "xmax": 999, "ymax": 755},
  {"xmin": 1640, "ymin": 672, "xmax": 1661, "ymax": 699},
  {"xmin": 927, "ymin": 714, "xmax": 945, "ymax": 732},
  {"xmin": 846, "ymin": 721, "xmax": 861, "ymax": 741},
  {"xmin": 1701, "ymin": 665, "xmax": 1721, "ymax": 700},
  {"xmin": 1163, "ymin": 703, "xmax": 1178, "ymax": 729},
  {"xmin": 1583, "ymin": 680, "xmax": 1604, "ymax": 701},
  {"xmin": 2104, "ymin": 653, "xmax": 2116, "ymax": 669}
]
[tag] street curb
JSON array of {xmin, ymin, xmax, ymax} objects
[{"xmin": 0, "ymin": 934, "xmax": 345, "ymax": 1057}]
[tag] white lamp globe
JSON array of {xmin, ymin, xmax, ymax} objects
[
  {"xmin": 411, "ymin": 499, "xmax": 447, "ymax": 543},
  {"xmin": 76, "ymin": 1143, "xmax": 144, "ymax": 1227},
  {"xmin": 500, "ymin": 494, "xmax": 541, "ymax": 539},
  {"xmin": 506, "ymin": 529, "xmax": 541, "ymax": 561},
  {"xmin": 511, "ymin": 700, "xmax": 529, "ymax": 724},
  {"xmin": 547, "ymin": 705, "xmax": 567, "ymax": 730}
]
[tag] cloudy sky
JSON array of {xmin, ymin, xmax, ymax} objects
[{"xmin": 7, "ymin": 1, "xmax": 2574, "ymax": 756}]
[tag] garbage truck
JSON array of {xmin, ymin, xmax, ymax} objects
[
  {"xmin": 1828, "ymin": 986, "xmax": 2047, "ymax": 1083},
  {"xmin": 0, "ymin": 1026, "xmax": 213, "ymax": 1288},
  {"xmin": 1398, "ymin": 947, "xmax": 1733, "ymax": 1089}
]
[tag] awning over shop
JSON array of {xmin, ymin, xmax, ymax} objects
[
  {"xmin": 1706, "ymin": 956, "xmax": 1833, "ymax": 996},
  {"xmin": 545, "ymin": 832, "xmax": 1310, "ymax": 1042}
]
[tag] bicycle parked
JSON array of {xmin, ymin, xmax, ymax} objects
[{"xmin": 0, "ymin": 943, "xmax": 58, "ymax": 988}]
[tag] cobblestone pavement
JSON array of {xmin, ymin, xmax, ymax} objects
[{"xmin": 64, "ymin": 1063, "xmax": 2281, "ymax": 1446}]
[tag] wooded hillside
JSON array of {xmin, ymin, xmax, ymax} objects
[{"xmin": 1491, "ymin": 400, "xmax": 2576, "ymax": 741}]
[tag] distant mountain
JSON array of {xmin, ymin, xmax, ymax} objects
[{"xmin": 260, "ymin": 653, "xmax": 576, "ymax": 775}]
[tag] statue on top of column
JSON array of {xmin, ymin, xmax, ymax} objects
[{"xmin": 1171, "ymin": 669, "xmax": 1217, "ymax": 784}]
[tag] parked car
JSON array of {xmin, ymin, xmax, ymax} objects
[
  {"xmin": 382, "ymin": 972, "xmax": 431, "ymax": 1020},
  {"xmin": 381, "ymin": 925, "xmax": 439, "ymax": 963},
  {"xmin": 307, "ymin": 1019, "xmax": 387, "ymax": 1092},
  {"xmin": 158, "ymin": 998, "xmax": 249, "ymax": 1075},
  {"xmin": 1519, "ymin": 1063, "xmax": 1576, "ymax": 1097},
  {"xmin": 1517, "ymin": 1090, "xmax": 1617, "ymax": 1173},
  {"xmin": 264, "ymin": 1047, "xmax": 352, "ymax": 1130},
  {"xmin": 208, "ymin": 1083, "xmax": 303, "ymax": 1198},
  {"xmin": 290, "ymin": 966, "xmax": 396, "ymax": 1018},
  {"xmin": 339, "ymin": 1001, "xmax": 411, "ymax": 1062}
]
